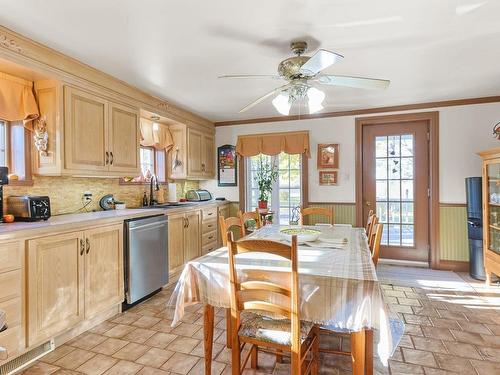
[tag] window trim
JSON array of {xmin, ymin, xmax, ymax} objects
[
  {"xmin": 0, "ymin": 120, "xmax": 33, "ymax": 186},
  {"xmin": 239, "ymin": 153, "xmax": 309, "ymax": 215},
  {"xmin": 119, "ymin": 146, "xmax": 167, "ymax": 185}
]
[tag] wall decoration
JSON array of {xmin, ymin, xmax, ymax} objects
[
  {"xmin": 33, "ymin": 116, "xmax": 48, "ymax": 156},
  {"xmin": 218, "ymin": 144, "xmax": 237, "ymax": 186},
  {"xmin": 317, "ymin": 143, "xmax": 339, "ymax": 169},
  {"xmin": 319, "ymin": 171, "xmax": 338, "ymax": 186}
]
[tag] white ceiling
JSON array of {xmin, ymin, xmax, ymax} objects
[{"xmin": 1, "ymin": 0, "xmax": 500, "ymax": 122}]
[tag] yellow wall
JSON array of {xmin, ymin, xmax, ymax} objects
[{"xmin": 3, "ymin": 176, "xmax": 199, "ymax": 216}]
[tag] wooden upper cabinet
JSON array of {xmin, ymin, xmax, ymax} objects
[
  {"xmin": 202, "ymin": 133, "xmax": 215, "ymax": 178},
  {"xmin": 64, "ymin": 86, "xmax": 108, "ymax": 172},
  {"xmin": 187, "ymin": 128, "xmax": 204, "ymax": 177},
  {"xmin": 168, "ymin": 124, "xmax": 215, "ymax": 180},
  {"xmin": 63, "ymin": 85, "xmax": 140, "ymax": 176},
  {"xmin": 108, "ymin": 102, "xmax": 140, "ymax": 173},
  {"xmin": 27, "ymin": 231, "xmax": 85, "ymax": 346},
  {"xmin": 84, "ymin": 224, "xmax": 123, "ymax": 318}
]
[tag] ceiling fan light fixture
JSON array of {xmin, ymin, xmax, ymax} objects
[
  {"xmin": 272, "ymin": 92, "xmax": 291, "ymax": 115},
  {"xmin": 307, "ymin": 87, "xmax": 325, "ymax": 114}
]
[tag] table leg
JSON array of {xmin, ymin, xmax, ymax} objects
[
  {"xmin": 204, "ymin": 304, "xmax": 214, "ymax": 374},
  {"xmin": 351, "ymin": 329, "xmax": 366, "ymax": 375},
  {"xmin": 365, "ymin": 329, "xmax": 373, "ymax": 375},
  {"xmin": 226, "ymin": 308, "xmax": 232, "ymax": 349}
]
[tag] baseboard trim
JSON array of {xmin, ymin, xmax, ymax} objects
[
  {"xmin": 437, "ymin": 260, "xmax": 469, "ymax": 272},
  {"xmin": 378, "ymin": 258, "xmax": 430, "ymax": 268}
]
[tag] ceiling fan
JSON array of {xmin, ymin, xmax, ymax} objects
[{"xmin": 219, "ymin": 41, "xmax": 390, "ymax": 115}]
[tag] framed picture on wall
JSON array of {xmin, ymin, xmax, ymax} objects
[
  {"xmin": 319, "ymin": 171, "xmax": 338, "ymax": 186},
  {"xmin": 317, "ymin": 144, "xmax": 339, "ymax": 169},
  {"xmin": 217, "ymin": 144, "xmax": 237, "ymax": 186}
]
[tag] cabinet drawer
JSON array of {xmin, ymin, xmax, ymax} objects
[
  {"xmin": 0, "ymin": 270, "xmax": 22, "ymax": 302},
  {"xmin": 0, "ymin": 241, "xmax": 22, "ymax": 273},
  {"xmin": 202, "ymin": 242, "xmax": 217, "ymax": 255},
  {"xmin": 0, "ymin": 298, "xmax": 21, "ymax": 327},
  {"xmin": 0, "ymin": 325, "xmax": 22, "ymax": 363},
  {"xmin": 202, "ymin": 219, "xmax": 217, "ymax": 234},
  {"xmin": 202, "ymin": 207, "xmax": 217, "ymax": 221},
  {"xmin": 202, "ymin": 231, "xmax": 217, "ymax": 246}
]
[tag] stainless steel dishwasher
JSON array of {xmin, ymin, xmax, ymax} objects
[{"xmin": 124, "ymin": 214, "xmax": 168, "ymax": 309}]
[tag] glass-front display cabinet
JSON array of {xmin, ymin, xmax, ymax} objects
[{"xmin": 479, "ymin": 148, "xmax": 500, "ymax": 285}]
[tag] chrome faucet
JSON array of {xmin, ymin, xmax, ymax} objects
[{"xmin": 149, "ymin": 175, "xmax": 160, "ymax": 206}]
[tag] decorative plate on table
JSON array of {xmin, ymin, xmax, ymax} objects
[{"xmin": 279, "ymin": 227, "xmax": 321, "ymax": 244}]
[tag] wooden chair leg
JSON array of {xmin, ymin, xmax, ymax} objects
[
  {"xmin": 276, "ymin": 350, "xmax": 283, "ymax": 363},
  {"xmin": 251, "ymin": 345, "xmax": 258, "ymax": 369},
  {"xmin": 231, "ymin": 333, "xmax": 241, "ymax": 375},
  {"xmin": 203, "ymin": 305, "xmax": 214, "ymax": 375},
  {"xmin": 291, "ymin": 349, "xmax": 301, "ymax": 375},
  {"xmin": 365, "ymin": 329, "xmax": 373, "ymax": 375},
  {"xmin": 351, "ymin": 330, "xmax": 366, "ymax": 375},
  {"xmin": 226, "ymin": 308, "xmax": 232, "ymax": 349},
  {"xmin": 311, "ymin": 327, "xmax": 319, "ymax": 375}
]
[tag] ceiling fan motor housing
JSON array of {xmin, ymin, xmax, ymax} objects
[{"xmin": 278, "ymin": 56, "xmax": 311, "ymax": 79}]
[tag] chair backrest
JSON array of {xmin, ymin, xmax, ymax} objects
[
  {"xmin": 365, "ymin": 209, "xmax": 374, "ymax": 232},
  {"xmin": 299, "ymin": 206, "xmax": 334, "ymax": 225},
  {"xmin": 371, "ymin": 223, "xmax": 383, "ymax": 266},
  {"xmin": 219, "ymin": 215, "xmax": 244, "ymax": 246},
  {"xmin": 366, "ymin": 213, "xmax": 377, "ymax": 240},
  {"xmin": 227, "ymin": 232, "xmax": 300, "ymax": 348},
  {"xmin": 238, "ymin": 209, "xmax": 262, "ymax": 234},
  {"xmin": 368, "ymin": 216, "xmax": 379, "ymax": 250}
]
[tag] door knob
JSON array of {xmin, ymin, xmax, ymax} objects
[{"xmin": 366, "ymin": 201, "xmax": 372, "ymax": 207}]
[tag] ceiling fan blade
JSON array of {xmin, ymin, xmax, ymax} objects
[
  {"xmin": 218, "ymin": 74, "xmax": 282, "ymax": 79},
  {"xmin": 318, "ymin": 74, "xmax": 390, "ymax": 89},
  {"xmin": 239, "ymin": 83, "xmax": 291, "ymax": 113},
  {"xmin": 299, "ymin": 49, "xmax": 344, "ymax": 76}
]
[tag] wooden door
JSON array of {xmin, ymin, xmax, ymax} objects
[
  {"xmin": 84, "ymin": 225, "xmax": 124, "ymax": 318},
  {"xmin": 184, "ymin": 210, "xmax": 201, "ymax": 262},
  {"xmin": 202, "ymin": 133, "xmax": 215, "ymax": 178},
  {"xmin": 27, "ymin": 231, "xmax": 85, "ymax": 346},
  {"xmin": 64, "ymin": 86, "xmax": 108, "ymax": 171},
  {"xmin": 168, "ymin": 213, "xmax": 185, "ymax": 273},
  {"xmin": 362, "ymin": 121, "xmax": 430, "ymax": 262},
  {"xmin": 187, "ymin": 128, "xmax": 203, "ymax": 177},
  {"xmin": 108, "ymin": 102, "xmax": 140, "ymax": 173}
]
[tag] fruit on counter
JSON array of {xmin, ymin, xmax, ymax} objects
[{"xmin": 3, "ymin": 214, "xmax": 14, "ymax": 223}]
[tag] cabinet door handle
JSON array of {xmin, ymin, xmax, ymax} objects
[
  {"xmin": 208, "ymin": 235, "xmax": 214, "ymax": 240},
  {"xmin": 207, "ymin": 224, "xmax": 213, "ymax": 228},
  {"xmin": 86, "ymin": 238, "xmax": 90, "ymax": 254},
  {"xmin": 186, "ymin": 217, "xmax": 190, "ymax": 227},
  {"xmin": 183, "ymin": 217, "xmax": 187, "ymax": 228},
  {"xmin": 105, "ymin": 151, "xmax": 109, "ymax": 165},
  {"xmin": 80, "ymin": 239, "xmax": 85, "ymax": 256},
  {"xmin": 110, "ymin": 152, "xmax": 114, "ymax": 165}
]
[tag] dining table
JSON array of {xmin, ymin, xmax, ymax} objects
[{"xmin": 169, "ymin": 224, "xmax": 403, "ymax": 375}]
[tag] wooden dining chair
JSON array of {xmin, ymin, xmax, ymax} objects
[
  {"xmin": 365, "ymin": 210, "xmax": 374, "ymax": 232},
  {"xmin": 368, "ymin": 216, "xmax": 379, "ymax": 250},
  {"xmin": 238, "ymin": 209, "xmax": 262, "ymax": 234},
  {"xmin": 371, "ymin": 223, "xmax": 384, "ymax": 267},
  {"xmin": 219, "ymin": 215, "xmax": 244, "ymax": 247},
  {"xmin": 227, "ymin": 232, "xmax": 319, "ymax": 375},
  {"xmin": 300, "ymin": 206, "xmax": 334, "ymax": 225}
]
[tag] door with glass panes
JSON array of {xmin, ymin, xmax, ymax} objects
[
  {"xmin": 362, "ymin": 121, "xmax": 429, "ymax": 262},
  {"xmin": 246, "ymin": 153, "xmax": 302, "ymax": 225}
]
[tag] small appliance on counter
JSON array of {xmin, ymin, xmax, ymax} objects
[
  {"xmin": 0, "ymin": 167, "xmax": 8, "ymax": 223},
  {"xmin": 186, "ymin": 189, "xmax": 212, "ymax": 202},
  {"xmin": 7, "ymin": 195, "xmax": 51, "ymax": 221}
]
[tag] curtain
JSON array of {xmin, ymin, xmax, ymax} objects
[
  {"xmin": 0, "ymin": 72, "xmax": 39, "ymax": 129},
  {"xmin": 236, "ymin": 130, "xmax": 310, "ymax": 157},
  {"xmin": 140, "ymin": 118, "xmax": 173, "ymax": 150}
]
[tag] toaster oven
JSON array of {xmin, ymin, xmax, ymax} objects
[{"xmin": 7, "ymin": 195, "xmax": 51, "ymax": 221}]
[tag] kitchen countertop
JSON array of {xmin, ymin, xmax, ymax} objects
[{"xmin": 0, "ymin": 208, "xmax": 166, "ymax": 240}]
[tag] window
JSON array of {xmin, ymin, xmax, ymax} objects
[
  {"xmin": 0, "ymin": 120, "xmax": 31, "ymax": 182},
  {"xmin": 246, "ymin": 153, "xmax": 302, "ymax": 225},
  {"xmin": 139, "ymin": 146, "xmax": 166, "ymax": 182}
]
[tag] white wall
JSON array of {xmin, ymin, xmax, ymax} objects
[{"xmin": 201, "ymin": 102, "xmax": 500, "ymax": 204}]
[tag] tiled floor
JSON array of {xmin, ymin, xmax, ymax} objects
[{"xmin": 19, "ymin": 266, "xmax": 500, "ymax": 375}]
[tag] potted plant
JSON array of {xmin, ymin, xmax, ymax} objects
[{"xmin": 254, "ymin": 157, "xmax": 278, "ymax": 210}]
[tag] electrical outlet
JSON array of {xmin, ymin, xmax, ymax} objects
[{"xmin": 83, "ymin": 191, "xmax": 93, "ymax": 201}]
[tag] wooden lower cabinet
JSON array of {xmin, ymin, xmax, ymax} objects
[
  {"xmin": 27, "ymin": 231, "xmax": 85, "ymax": 346},
  {"xmin": 167, "ymin": 210, "xmax": 201, "ymax": 274},
  {"xmin": 84, "ymin": 225, "xmax": 123, "ymax": 318},
  {"xmin": 27, "ymin": 225, "xmax": 123, "ymax": 347}
]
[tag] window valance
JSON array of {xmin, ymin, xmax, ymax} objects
[
  {"xmin": 0, "ymin": 72, "xmax": 39, "ymax": 129},
  {"xmin": 236, "ymin": 130, "xmax": 310, "ymax": 157},
  {"xmin": 140, "ymin": 118, "xmax": 173, "ymax": 150}
]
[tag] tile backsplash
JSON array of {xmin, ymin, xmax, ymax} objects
[{"xmin": 3, "ymin": 176, "xmax": 199, "ymax": 216}]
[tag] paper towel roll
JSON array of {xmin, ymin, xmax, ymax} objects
[{"xmin": 168, "ymin": 183, "xmax": 177, "ymax": 203}]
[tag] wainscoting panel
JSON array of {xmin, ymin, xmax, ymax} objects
[
  {"xmin": 439, "ymin": 204, "xmax": 469, "ymax": 262},
  {"xmin": 308, "ymin": 203, "xmax": 356, "ymax": 226}
]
